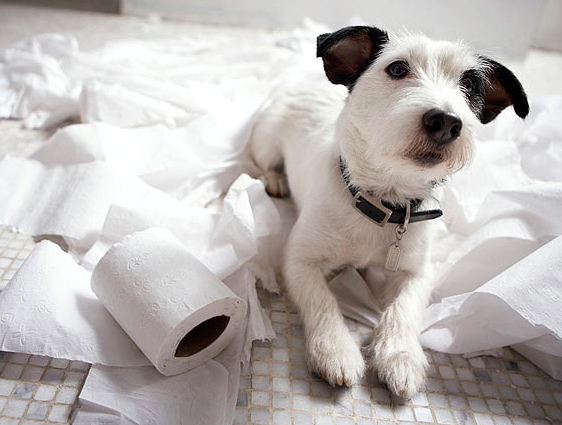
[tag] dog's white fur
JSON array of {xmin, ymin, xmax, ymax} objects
[{"xmin": 250, "ymin": 33, "xmax": 509, "ymax": 398}]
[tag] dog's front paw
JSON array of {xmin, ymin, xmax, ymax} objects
[
  {"xmin": 307, "ymin": 327, "xmax": 365, "ymax": 387},
  {"xmin": 372, "ymin": 346, "xmax": 428, "ymax": 399}
]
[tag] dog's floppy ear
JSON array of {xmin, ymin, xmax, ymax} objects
[
  {"xmin": 479, "ymin": 57, "xmax": 529, "ymax": 124},
  {"xmin": 317, "ymin": 26, "xmax": 388, "ymax": 89}
]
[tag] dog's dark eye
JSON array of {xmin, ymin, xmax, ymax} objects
[
  {"xmin": 386, "ymin": 61, "xmax": 410, "ymax": 79},
  {"xmin": 460, "ymin": 75, "xmax": 477, "ymax": 94}
]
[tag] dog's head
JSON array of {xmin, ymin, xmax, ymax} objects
[{"xmin": 317, "ymin": 26, "xmax": 529, "ymax": 190}]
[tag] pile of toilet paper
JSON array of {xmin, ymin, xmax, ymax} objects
[
  {"xmin": 0, "ymin": 26, "xmax": 324, "ymax": 424},
  {"xmin": 0, "ymin": 22, "xmax": 561, "ymax": 423}
]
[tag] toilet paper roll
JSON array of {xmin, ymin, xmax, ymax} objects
[{"xmin": 91, "ymin": 227, "xmax": 246, "ymax": 376}]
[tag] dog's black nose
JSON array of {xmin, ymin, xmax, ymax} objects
[{"xmin": 422, "ymin": 109, "xmax": 462, "ymax": 144}]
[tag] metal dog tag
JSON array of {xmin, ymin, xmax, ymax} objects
[
  {"xmin": 385, "ymin": 242, "xmax": 402, "ymax": 271},
  {"xmin": 385, "ymin": 203, "xmax": 410, "ymax": 272}
]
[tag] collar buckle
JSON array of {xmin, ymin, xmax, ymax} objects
[{"xmin": 353, "ymin": 191, "xmax": 393, "ymax": 227}]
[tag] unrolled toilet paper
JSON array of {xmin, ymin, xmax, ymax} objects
[{"xmin": 91, "ymin": 227, "xmax": 247, "ymax": 376}]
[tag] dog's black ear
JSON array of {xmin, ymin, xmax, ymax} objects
[
  {"xmin": 479, "ymin": 57, "xmax": 529, "ymax": 124},
  {"xmin": 317, "ymin": 26, "xmax": 388, "ymax": 89}
]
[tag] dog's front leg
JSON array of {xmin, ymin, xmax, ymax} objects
[
  {"xmin": 284, "ymin": 230, "xmax": 365, "ymax": 386},
  {"xmin": 369, "ymin": 271, "xmax": 431, "ymax": 398}
]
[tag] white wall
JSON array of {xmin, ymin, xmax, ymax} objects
[
  {"xmin": 123, "ymin": 0, "xmax": 546, "ymax": 59},
  {"xmin": 533, "ymin": 0, "xmax": 562, "ymax": 52}
]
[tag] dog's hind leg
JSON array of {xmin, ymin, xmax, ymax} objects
[
  {"xmin": 262, "ymin": 165, "xmax": 290, "ymax": 198},
  {"xmin": 249, "ymin": 104, "xmax": 290, "ymax": 198}
]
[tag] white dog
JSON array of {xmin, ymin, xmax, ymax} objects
[{"xmin": 250, "ymin": 26, "xmax": 529, "ymax": 398}]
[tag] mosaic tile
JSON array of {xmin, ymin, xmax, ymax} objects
[
  {"xmin": 434, "ymin": 408, "xmax": 455, "ymax": 424},
  {"xmin": 426, "ymin": 378, "xmax": 445, "ymax": 393},
  {"xmin": 25, "ymin": 402, "xmax": 50, "ymax": 420},
  {"xmin": 48, "ymin": 405, "xmax": 71, "ymax": 423},
  {"xmin": 454, "ymin": 410, "xmax": 477, "ymax": 425},
  {"xmin": 3, "ymin": 399, "xmax": 28, "ymax": 417},
  {"xmin": 333, "ymin": 398, "xmax": 354, "ymax": 416},
  {"xmin": 474, "ymin": 412, "xmax": 495, "ymax": 425},
  {"xmin": 251, "ymin": 390, "xmax": 270, "ymax": 407},
  {"xmin": 394, "ymin": 405, "xmax": 415, "ymax": 421},
  {"xmin": 293, "ymin": 411, "xmax": 312, "ymax": 425},
  {"xmin": 20, "ymin": 367, "xmax": 43, "ymax": 383},
  {"xmin": 273, "ymin": 392, "xmax": 291, "ymax": 409},
  {"xmin": 0, "ymin": 381, "xmax": 15, "ymax": 397},
  {"xmin": 310, "ymin": 400, "xmax": 329, "ymax": 416},
  {"xmin": 427, "ymin": 393, "xmax": 448, "ymax": 408},
  {"xmin": 272, "ymin": 409, "xmax": 291, "ymax": 425},
  {"xmin": 506, "ymin": 400, "xmax": 526, "ymax": 416},
  {"xmin": 28, "ymin": 358, "xmax": 49, "ymax": 368},
  {"xmin": 250, "ymin": 408, "xmax": 269, "ymax": 425},
  {"xmin": 335, "ymin": 416, "xmax": 355, "ymax": 425},
  {"xmin": 273, "ymin": 377, "xmax": 291, "ymax": 392},
  {"xmin": 2, "ymin": 365, "xmax": 24, "ymax": 380},
  {"xmin": 480, "ymin": 382, "xmax": 500, "ymax": 399},
  {"xmin": 34, "ymin": 386, "xmax": 56, "ymax": 402},
  {"xmin": 493, "ymin": 414, "xmax": 513, "ymax": 425},
  {"xmin": 412, "ymin": 393, "xmax": 430, "ymax": 407},
  {"xmin": 373, "ymin": 403, "xmax": 395, "ymax": 419},
  {"xmin": 292, "ymin": 394, "xmax": 311, "ymax": 411},
  {"xmin": 414, "ymin": 407, "xmax": 434, "ymax": 423},
  {"xmin": 40, "ymin": 370, "xmax": 64, "ymax": 386},
  {"xmin": 251, "ymin": 375, "xmax": 270, "ymax": 392},
  {"xmin": 354, "ymin": 399, "xmax": 372, "ymax": 417},
  {"xmin": 233, "ymin": 407, "xmax": 247, "ymax": 425},
  {"xmin": 486, "ymin": 398, "xmax": 506, "ymax": 415},
  {"xmin": 13, "ymin": 383, "xmax": 35, "ymax": 400},
  {"xmin": 314, "ymin": 414, "xmax": 335, "ymax": 425},
  {"xmin": 544, "ymin": 405, "xmax": 562, "ymax": 421}
]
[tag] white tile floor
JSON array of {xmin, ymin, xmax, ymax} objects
[
  {"xmin": 1, "ymin": 3, "xmax": 562, "ymax": 424},
  {"xmin": 232, "ymin": 288, "xmax": 562, "ymax": 425}
]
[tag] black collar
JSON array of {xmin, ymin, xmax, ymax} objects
[{"xmin": 339, "ymin": 157, "xmax": 443, "ymax": 227}]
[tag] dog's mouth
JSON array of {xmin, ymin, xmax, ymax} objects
[
  {"xmin": 412, "ymin": 150, "xmax": 444, "ymax": 166},
  {"xmin": 403, "ymin": 133, "xmax": 469, "ymax": 171},
  {"xmin": 406, "ymin": 139, "xmax": 449, "ymax": 167}
]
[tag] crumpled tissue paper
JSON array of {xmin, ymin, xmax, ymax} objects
[
  {"xmin": 0, "ymin": 240, "xmax": 149, "ymax": 366},
  {"xmin": 73, "ymin": 361, "xmax": 229, "ymax": 425},
  {"xmin": 422, "ymin": 235, "xmax": 562, "ymax": 379},
  {"xmin": 0, "ymin": 156, "xmax": 177, "ymax": 251}
]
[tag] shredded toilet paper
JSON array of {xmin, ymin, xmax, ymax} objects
[
  {"xmin": 31, "ymin": 123, "xmax": 207, "ymax": 185},
  {"xmin": 0, "ymin": 156, "xmax": 180, "ymax": 251},
  {"xmin": 1, "ymin": 24, "xmax": 562, "ymax": 424},
  {"xmin": 422, "ymin": 235, "xmax": 562, "ymax": 378},
  {"xmin": 0, "ymin": 240, "xmax": 149, "ymax": 366},
  {"xmin": 74, "ymin": 361, "xmax": 230, "ymax": 425},
  {"xmin": 74, "ymin": 325, "xmax": 245, "ymax": 425}
]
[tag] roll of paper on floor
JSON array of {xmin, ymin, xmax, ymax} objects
[{"xmin": 91, "ymin": 227, "xmax": 246, "ymax": 376}]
